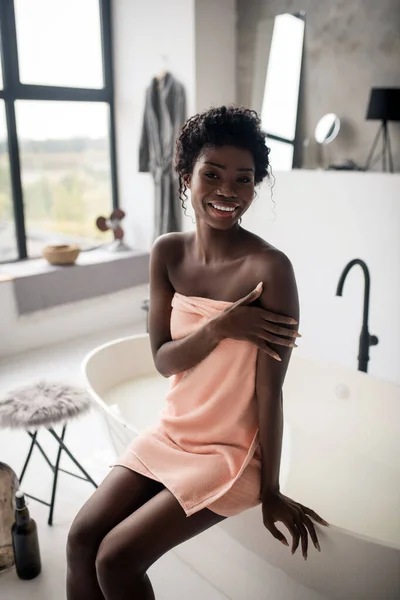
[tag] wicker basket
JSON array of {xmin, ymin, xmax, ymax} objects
[{"xmin": 42, "ymin": 244, "xmax": 80, "ymax": 266}]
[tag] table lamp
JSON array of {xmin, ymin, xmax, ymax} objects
[{"xmin": 364, "ymin": 88, "xmax": 400, "ymax": 172}]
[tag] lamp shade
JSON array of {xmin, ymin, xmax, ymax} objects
[{"xmin": 366, "ymin": 88, "xmax": 400, "ymax": 122}]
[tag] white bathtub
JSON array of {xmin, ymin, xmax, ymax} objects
[{"xmin": 82, "ymin": 334, "xmax": 400, "ymax": 600}]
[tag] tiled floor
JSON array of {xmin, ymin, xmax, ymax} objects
[{"xmin": 0, "ymin": 324, "xmax": 230, "ymax": 600}]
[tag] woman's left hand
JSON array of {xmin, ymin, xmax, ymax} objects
[{"xmin": 262, "ymin": 491, "xmax": 329, "ymax": 560}]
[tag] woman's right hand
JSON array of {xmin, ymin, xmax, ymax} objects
[{"xmin": 212, "ymin": 282, "xmax": 301, "ymax": 361}]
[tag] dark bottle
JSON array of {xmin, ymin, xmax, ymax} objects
[{"xmin": 11, "ymin": 490, "xmax": 41, "ymax": 580}]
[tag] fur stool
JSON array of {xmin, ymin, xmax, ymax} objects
[{"xmin": 0, "ymin": 381, "xmax": 98, "ymax": 525}]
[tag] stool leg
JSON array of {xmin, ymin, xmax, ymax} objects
[
  {"xmin": 27, "ymin": 431, "xmax": 55, "ymax": 471},
  {"xmin": 48, "ymin": 425, "xmax": 66, "ymax": 526},
  {"xmin": 20, "ymin": 431, "xmax": 38, "ymax": 484},
  {"xmin": 47, "ymin": 428, "xmax": 98, "ymax": 488}
]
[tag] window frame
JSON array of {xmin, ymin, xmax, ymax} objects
[{"xmin": 0, "ymin": 0, "xmax": 119, "ymax": 262}]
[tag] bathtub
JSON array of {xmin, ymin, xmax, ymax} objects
[{"xmin": 82, "ymin": 334, "xmax": 400, "ymax": 600}]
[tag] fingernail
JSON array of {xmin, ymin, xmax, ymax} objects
[
  {"xmin": 291, "ymin": 343, "xmax": 298, "ymax": 348},
  {"xmin": 289, "ymin": 319, "xmax": 298, "ymax": 324},
  {"xmin": 256, "ymin": 282, "xmax": 263, "ymax": 291},
  {"xmin": 322, "ymin": 520, "xmax": 329, "ymax": 526},
  {"xmin": 275, "ymin": 356, "xmax": 282, "ymax": 361},
  {"xmin": 281, "ymin": 539, "xmax": 289, "ymax": 546},
  {"xmin": 315, "ymin": 542, "xmax": 321, "ymax": 552},
  {"xmin": 296, "ymin": 332, "xmax": 302, "ymax": 338},
  {"xmin": 304, "ymin": 553, "xmax": 307, "ymax": 561}
]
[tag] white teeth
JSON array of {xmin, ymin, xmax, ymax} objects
[{"xmin": 211, "ymin": 204, "xmax": 236, "ymax": 212}]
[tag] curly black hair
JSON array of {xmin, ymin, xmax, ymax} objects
[{"xmin": 174, "ymin": 106, "xmax": 270, "ymax": 215}]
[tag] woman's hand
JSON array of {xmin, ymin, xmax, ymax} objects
[
  {"xmin": 262, "ymin": 491, "xmax": 329, "ymax": 560},
  {"xmin": 212, "ymin": 282, "xmax": 301, "ymax": 361}
]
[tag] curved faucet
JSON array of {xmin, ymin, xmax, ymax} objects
[{"xmin": 336, "ymin": 259, "xmax": 378, "ymax": 373}]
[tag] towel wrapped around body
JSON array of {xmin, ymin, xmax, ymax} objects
[{"xmin": 115, "ymin": 292, "xmax": 262, "ymax": 517}]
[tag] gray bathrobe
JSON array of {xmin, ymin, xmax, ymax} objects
[{"xmin": 139, "ymin": 72, "xmax": 186, "ymax": 240}]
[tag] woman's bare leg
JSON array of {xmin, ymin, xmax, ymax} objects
[
  {"xmin": 95, "ymin": 486, "xmax": 227, "ymax": 600},
  {"xmin": 66, "ymin": 466, "xmax": 165, "ymax": 600}
]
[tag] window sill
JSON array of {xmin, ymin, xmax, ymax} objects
[{"xmin": 0, "ymin": 247, "xmax": 149, "ymax": 315}]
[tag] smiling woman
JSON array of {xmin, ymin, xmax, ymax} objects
[
  {"xmin": 196, "ymin": 151, "xmax": 251, "ymax": 224},
  {"xmin": 67, "ymin": 107, "xmax": 327, "ymax": 600},
  {"xmin": 175, "ymin": 107, "xmax": 270, "ymax": 229}
]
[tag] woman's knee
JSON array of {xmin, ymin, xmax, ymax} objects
[
  {"xmin": 95, "ymin": 534, "xmax": 144, "ymax": 586},
  {"xmin": 67, "ymin": 512, "xmax": 102, "ymax": 566}
]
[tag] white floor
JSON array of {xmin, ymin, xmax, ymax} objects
[{"xmin": 0, "ymin": 323, "xmax": 230, "ymax": 600}]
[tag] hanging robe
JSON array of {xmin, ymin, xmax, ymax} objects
[{"xmin": 139, "ymin": 72, "xmax": 186, "ymax": 241}]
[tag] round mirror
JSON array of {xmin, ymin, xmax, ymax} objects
[{"xmin": 314, "ymin": 113, "xmax": 340, "ymax": 145}]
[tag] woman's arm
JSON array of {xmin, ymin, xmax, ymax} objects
[
  {"xmin": 149, "ymin": 234, "xmax": 224, "ymax": 378},
  {"xmin": 255, "ymin": 250, "xmax": 300, "ymax": 499},
  {"xmin": 255, "ymin": 251, "xmax": 328, "ymax": 558}
]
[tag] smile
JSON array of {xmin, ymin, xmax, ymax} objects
[
  {"xmin": 207, "ymin": 203, "xmax": 240, "ymax": 219},
  {"xmin": 211, "ymin": 203, "xmax": 236, "ymax": 212},
  {"xmin": 208, "ymin": 203, "xmax": 239, "ymax": 217}
]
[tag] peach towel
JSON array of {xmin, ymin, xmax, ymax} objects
[{"xmin": 115, "ymin": 292, "xmax": 262, "ymax": 517}]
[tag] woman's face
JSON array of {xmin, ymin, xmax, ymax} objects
[{"xmin": 186, "ymin": 145, "xmax": 255, "ymax": 230}]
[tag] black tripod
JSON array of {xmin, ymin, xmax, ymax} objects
[{"xmin": 365, "ymin": 120, "xmax": 394, "ymax": 173}]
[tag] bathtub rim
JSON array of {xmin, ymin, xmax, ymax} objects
[
  {"xmin": 81, "ymin": 334, "xmax": 150, "ymax": 434},
  {"xmin": 82, "ymin": 333, "xmax": 400, "ymax": 392}
]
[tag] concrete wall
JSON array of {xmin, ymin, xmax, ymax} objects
[
  {"xmin": 237, "ymin": 0, "xmax": 400, "ymax": 171},
  {"xmin": 195, "ymin": 0, "xmax": 236, "ymax": 112}
]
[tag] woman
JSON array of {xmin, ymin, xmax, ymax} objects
[{"xmin": 67, "ymin": 106, "xmax": 328, "ymax": 600}]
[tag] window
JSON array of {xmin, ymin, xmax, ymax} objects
[
  {"xmin": 17, "ymin": 101, "xmax": 112, "ymax": 256},
  {"xmin": 14, "ymin": 0, "xmax": 103, "ymax": 89},
  {"xmin": 0, "ymin": 0, "xmax": 118, "ymax": 261}
]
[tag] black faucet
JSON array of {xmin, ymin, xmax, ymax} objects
[{"xmin": 336, "ymin": 259, "xmax": 379, "ymax": 373}]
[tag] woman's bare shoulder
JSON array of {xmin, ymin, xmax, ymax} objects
[
  {"xmin": 242, "ymin": 230, "xmax": 293, "ymax": 275},
  {"xmin": 151, "ymin": 232, "xmax": 192, "ymax": 263},
  {"xmin": 152, "ymin": 231, "xmax": 189, "ymax": 251}
]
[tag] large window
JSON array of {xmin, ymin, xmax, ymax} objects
[{"xmin": 0, "ymin": 0, "xmax": 118, "ymax": 262}]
